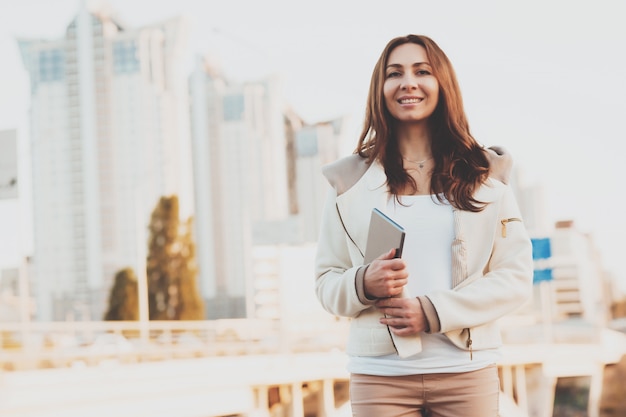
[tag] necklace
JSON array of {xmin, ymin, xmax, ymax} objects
[{"xmin": 402, "ymin": 156, "xmax": 432, "ymax": 169}]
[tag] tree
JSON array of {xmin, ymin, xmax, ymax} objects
[
  {"xmin": 146, "ymin": 195, "xmax": 205, "ymax": 320},
  {"xmin": 177, "ymin": 216, "xmax": 205, "ymax": 319},
  {"xmin": 103, "ymin": 267, "xmax": 139, "ymax": 320}
]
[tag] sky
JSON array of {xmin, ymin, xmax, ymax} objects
[{"xmin": 0, "ymin": 0, "xmax": 625, "ymax": 289}]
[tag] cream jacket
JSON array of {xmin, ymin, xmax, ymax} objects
[{"xmin": 314, "ymin": 151, "xmax": 533, "ymax": 358}]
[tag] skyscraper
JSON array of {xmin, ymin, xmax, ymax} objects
[
  {"xmin": 293, "ymin": 118, "xmax": 350, "ymax": 243},
  {"xmin": 190, "ymin": 57, "xmax": 295, "ymax": 319},
  {"xmin": 250, "ymin": 118, "xmax": 349, "ymax": 323},
  {"xmin": 189, "ymin": 52, "xmax": 351, "ymax": 319},
  {"xmin": 18, "ymin": 3, "xmax": 191, "ymax": 320}
]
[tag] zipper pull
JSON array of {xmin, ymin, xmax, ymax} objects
[
  {"xmin": 500, "ymin": 218, "xmax": 522, "ymax": 238},
  {"xmin": 466, "ymin": 329, "xmax": 473, "ymax": 360}
]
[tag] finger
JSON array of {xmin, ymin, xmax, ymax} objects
[
  {"xmin": 389, "ymin": 326, "xmax": 415, "ymax": 335},
  {"xmin": 389, "ymin": 260, "xmax": 407, "ymax": 271},
  {"xmin": 376, "ymin": 296, "xmax": 403, "ymax": 307},
  {"xmin": 380, "ymin": 286, "xmax": 403, "ymax": 298},
  {"xmin": 380, "ymin": 317, "xmax": 406, "ymax": 328},
  {"xmin": 376, "ymin": 248, "xmax": 398, "ymax": 261}
]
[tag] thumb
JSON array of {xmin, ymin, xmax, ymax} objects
[{"xmin": 377, "ymin": 248, "xmax": 398, "ymax": 260}]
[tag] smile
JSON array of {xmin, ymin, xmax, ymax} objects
[{"xmin": 398, "ymin": 98, "xmax": 423, "ymax": 104}]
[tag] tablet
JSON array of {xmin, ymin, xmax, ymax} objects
[
  {"xmin": 364, "ymin": 209, "xmax": 420, "ymax": 357},
  {"xmin": 364, "ymin": 208, "xmax": 405, "ymax": 263}
]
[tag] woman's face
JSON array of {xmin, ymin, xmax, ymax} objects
[{"xmin": 383, "ymin": 43, "xmax": 439, "ymax": 123}]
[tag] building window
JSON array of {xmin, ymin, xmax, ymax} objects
[
  {"xmin": 113, "ymin": 41, "xmax": 139, "ymax": 74},
  {"xmin": 223, "ymin": 94, "xmax": 245, "ymax": 121},
  {"xmin": 39, "ymin": 49, "xmax": 64, "ymax": 82},
  {"xmin": 296, "ymin": 129, "xmax": 318, "ymax": 157}
]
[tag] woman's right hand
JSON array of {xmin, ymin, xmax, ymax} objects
[{"xmin": 363, "ymin": 248, "xmax": 408, "ymax": 299}]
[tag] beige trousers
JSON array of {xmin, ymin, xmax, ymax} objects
[{"xmin": 349, "ymin": 364, "xmax": 499, "ymax": 417}]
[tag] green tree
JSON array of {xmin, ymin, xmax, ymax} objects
[
  {"xmin": 103, "ymin": 267, "xmax": 139, "ymax": 320},
  {"xmin": 146, "ymin": 195, "xmax": 205, "ymax": 320},
  {"xmin": 177, "ymin": 216, "xmax": 205, "ymax": 319}
]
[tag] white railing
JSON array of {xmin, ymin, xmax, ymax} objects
[{"xmin": 0, "ymin": 318, "xmax": 350, "ymax": 371}]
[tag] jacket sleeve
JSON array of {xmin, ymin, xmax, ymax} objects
[
  {"xmin": 424, "ymin": 185, "xmax": 534, "ymax": 333},
  {"xmin": 314, "ymin": 187, "xmax": 376, "ymax": 318}
]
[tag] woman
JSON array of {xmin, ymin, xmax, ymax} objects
[{"xmin": 314, "ymin": 34, "xmax": 533, "ymax": 417}]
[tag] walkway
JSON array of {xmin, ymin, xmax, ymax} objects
[
  {"xmin": 0, "ymin": 352, "xmax": 350, "ymax": 417},
  {"xmin": 2, "ymin": 319, "xmax": 626, "ymax": 417}
]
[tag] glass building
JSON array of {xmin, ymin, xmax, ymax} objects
[{"xmin": 18, "ymin": 4, "xmax": 191, "ymax": 320}]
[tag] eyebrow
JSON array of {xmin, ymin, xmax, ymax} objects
[{"xmin": 386, "ymin": 62, "xmax": 432, "ymax": 70}]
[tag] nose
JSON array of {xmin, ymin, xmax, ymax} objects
[{"xmin": 400, "ymin": 74, "xmax": 418, "ymax": 90}]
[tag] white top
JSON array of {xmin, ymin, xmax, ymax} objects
[{"xmin": 348, "ymin": 195, "xmax": 500, "ymax": 376}]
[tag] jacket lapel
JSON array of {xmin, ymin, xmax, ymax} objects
[
  {"xmin": 335, "ymin": 169, "xmax": 504, "ymax": 272},
  {"xmin": 335, "ymin": 162, "xmax": 388, "ymax": 259}
]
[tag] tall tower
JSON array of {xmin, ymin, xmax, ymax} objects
[
  {"xmin": 18, "ymin": 3, "xmax": 191, "ymax": 320},
  {"xmin": 190, "ymin": 58, "xmax": 291, "ymax": 318},
  {"xmin": 293, "ymin": 117, "xmax": 350, "ymax": 243}
]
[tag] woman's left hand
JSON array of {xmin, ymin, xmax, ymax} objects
[{"xmin": 376, "ymin": 297, "xmax": 428, "ymax": 336}]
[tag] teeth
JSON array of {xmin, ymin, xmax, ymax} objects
[{"xmin": 399, "ymin": 98, "xmax": 422, "ymax": 104}]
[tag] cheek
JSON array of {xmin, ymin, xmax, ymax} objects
[
  {"xmin": 383, "ymin": 83, "xmax": 396, "ymax": 105},
  {"xmin": 428, "ymin": 81, "xmax": 440, "ymax": 101},
  {"xmin": 423, "ymin": 82, "xmax": 439, "ymax": 108}
]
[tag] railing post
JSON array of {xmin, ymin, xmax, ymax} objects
[
  {"xmin": 587, "ymin": 364, "xmax": 605, "ymax": 417},
  {"xmin": 289, "ymin": 382, "xmax": 304, "ymax": 417},
  {"xmin": 502, "ymin": 365, "xmax": 514, "ymax": 399},
  {"xmin": 514, "ymin": 364, "xmax": 528, "ymax": 413},
  {"xmin": 318, "ymin": 378, "xmax": 335, "ymax": 417},
  {"xmin": 251, "ymin": 385, "xmax": 270, "ymax": 417}
]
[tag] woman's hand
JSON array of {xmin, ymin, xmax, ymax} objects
[
  {"xmin": 377, "ymin": 297, "xmax": 428, "ymax": 336},
  {"xmin": 363, "ymin": 248, "xmax": 408, "ymax": 299}
]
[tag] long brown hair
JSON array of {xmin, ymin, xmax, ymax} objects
[{"xmin": 355, "ymin": 34, "xmax": 489, "ymax": 212}]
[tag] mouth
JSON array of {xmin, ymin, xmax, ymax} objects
[{"xmin": 398, "ymin": 97, "xmax": 423, "ymax": 104}]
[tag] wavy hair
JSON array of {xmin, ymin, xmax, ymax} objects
[{"xmin": 355, "ymin": 34, "xmax": 489, "ymax": 212}]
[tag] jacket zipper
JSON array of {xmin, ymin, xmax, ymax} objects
[
  {"xmin": 466, "ymin": 328, "xmax": 473, "ymax": 360},
  {"xmin": 457, "ymin": 220, "xmax": 520, "ymax": 358},
  {"xmin": 500, "ymin": 218, "xmax": 522, "ymax": 238}
]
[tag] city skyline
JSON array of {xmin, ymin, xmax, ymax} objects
[
  {"xmin": 0, "ymin": 2, "xmax": 350, "ymax": 320},
  {"xmin": 15, "ymin": 7, "xmax": 195, "ymax": 320},
  {"xmin": 0, "ymin": 0, "xmax": 625, "ymax": 290}
]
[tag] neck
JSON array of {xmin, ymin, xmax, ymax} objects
[{"xmin": 396, "ymin": 123, "xmax": 432, "ymax": 161}]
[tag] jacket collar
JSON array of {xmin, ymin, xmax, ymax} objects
[{"xmin": 335, "ymin": 162, "xmax": 505, "ymax": 254}]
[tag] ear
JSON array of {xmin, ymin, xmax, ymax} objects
[{"xmin": 485, "ymin": 146, "xmax": 513, "ymax": 184}]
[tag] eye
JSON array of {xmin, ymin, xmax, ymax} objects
[
  {"xmin": 416, "ymin": 69, "xmax": 431, "ymax": 76},
  {"xmin": 386, "ymin": 71, "xmax": 401, "ymax": 78}
]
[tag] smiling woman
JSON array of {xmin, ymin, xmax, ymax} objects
[
  {"xmin": 383, "ymin": 43, "xmax": 439, "ymax": 126},
  {"xmin": 314, "ymin": 34, "xmax": 534, "ymax": 417},
  {"xmin": 1, "ymin": 0, "xmax": 624, "ymax": 320}
]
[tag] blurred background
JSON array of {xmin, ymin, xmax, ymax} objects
[{"xmin": 0, "ymin": 1, "xmax": 625, "ymax": 417}]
